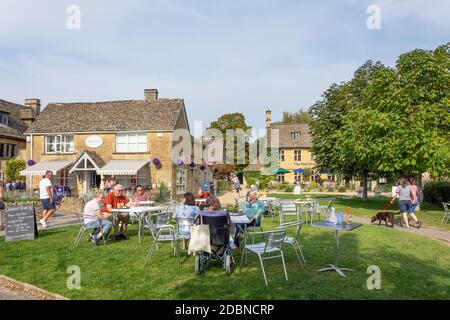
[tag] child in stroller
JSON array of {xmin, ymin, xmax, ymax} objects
[{"xmin": 194, "ymin": 197, "xmax": 234, "ymax": 275}]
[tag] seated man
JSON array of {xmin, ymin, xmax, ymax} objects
[
  {"xmin": 196, "ymin": 187, "xmax": 211, "ymax": 210},
  {"xmin": 233, "ymin": 191, "xmax": 265, "ymax": 248},
  {"xmin": 133, "ymin": 185, "xmax": 149, "ymax": 204},
  {"xmin": 84, "ymin": 192, "xmax": 113, "ymax": 245},
  {"xmin": 103, "ymin": 183, "xmax": 135, "ymax": 240}
]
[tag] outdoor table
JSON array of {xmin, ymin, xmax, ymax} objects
[
  {"xmin": 111, "ymin": 206, "xmax": 165, "ymax": 244},
  {"xmin": 195, "ymin": 198, "xmax": 207, "ymax": 203},
  {"xmin": 311, "ymin": 220, "xmax": 362, "ymax": 277},
  {"xmin": 129, "ymin": 200, "xmax": 155, "ymax": 206},
  {"xmin": 230, "ymin": 214, "xmax": 251, "ymax": 244}
]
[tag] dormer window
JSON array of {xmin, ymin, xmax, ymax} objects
[
  {"xmin": 291, "ymin": 132, "xmax": 301, "ymax": 140},
  {"xmin": 0, "ymin": 112, "xmax": 9, "ymax": 126}
]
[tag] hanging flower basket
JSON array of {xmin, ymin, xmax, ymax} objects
[
  {"xmin": 152, "ymin": 158, "xmax": 161, "ymax": 166},
  {"xmin": 200, "ymin": 165, "xmax": 207, "ymax": 171},
  {"xmin": 190, "ymin": 162, "xmax": 196, "ymax": 168},
  {"xmin": 27, "ymin": 160, "xmax": 35, "ymax": 166},
  {"xmin": 176, "ymin": 159, "xmax": 184, "ymax": 166}
]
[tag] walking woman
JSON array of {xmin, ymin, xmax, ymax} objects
[
  {"xmin": 0, "ymin": 180, "xmax": 5, "ymax": 210},
  {"xmin": 395, "ymin": 177, "xmax": 422, "ymax": 228}
]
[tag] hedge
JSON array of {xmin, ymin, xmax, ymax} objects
[{"xmin": 423, "ymin": 180, "xmax": 450, "ymax": 205}]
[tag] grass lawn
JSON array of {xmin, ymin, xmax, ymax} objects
[
  {"xmin": 1, "ymin": 216, "xmax": 450, "ymax": 299},
  {"xmin": 268, "ymin": 194, "xmax": 450, "ymax": 231}
]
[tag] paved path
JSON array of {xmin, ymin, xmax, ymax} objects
[
  {"xmin": 352, "ymin": 215, "xmax": 450, "ymax": 246},
  {"xmin": 0, "ymin": 285, "xmax": 36, "ymax": 300}
]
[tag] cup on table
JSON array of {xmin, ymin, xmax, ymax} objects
[{"xmin": 117, "ymin": 203, "xmax": 124, "ymax": 209}]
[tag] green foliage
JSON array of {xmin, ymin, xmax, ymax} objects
[
  {"xmin": 259, "ymin": 174, "xmax": 276, "ymax": 190},
  {"xmin": 284, "ymin": 185, "xmax": 294, "ymax": 192},
  {"xmin": 310, "ymin": 43, "xmax": 450, "ymax": 200},
  {"xmin": 423, "ymin": 180, "xmax": 450, "ymax": 205},
  {"xmin": 281, "ymin": 110, "xmax": 313, "ymax": 124},
  {"xmin": 207, "ymin": 113, "xmax": 252, "ymax": 173},
  {"xmin": 4, "ymin": 159, "xmax": 26, "ymax": 181},
  {"xmin": 218, "ymin": 180, "xmax": 230, "ymax": 193},
  {"xmin": 156, "ymin": 181, "xmax": 171, "ymax": 203}
]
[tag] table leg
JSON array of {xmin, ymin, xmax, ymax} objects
[
  {"xmin": 113, "ymin": 212, "xmax": 118, "ymax": 242},
  {"xmin": 138, "ymin": 214, "xmax": 142, "ymax": 244},
  {"xmin": 317, "ymin": 230, "xmax": 354, "ymax": 277}
]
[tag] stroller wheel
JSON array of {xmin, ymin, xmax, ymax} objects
[
  {"xmin": 195, "ymin": 253, "xmax": 202, "ymax": 275},
  {"xmin": 225, "ymin": 255, "xmax": 233, "ymax": 276}
]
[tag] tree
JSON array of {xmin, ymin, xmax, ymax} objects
[
  {"xmin": 310, "ymin": 43, "xmax": 450, "ymax": 201},
  {"xmin": 207, "ymin": 113, "xmax": 252, "ymax": 173},
  {"xmin": 4, "ymin": 159, "xmax": 26, "ymax": 182},
  {"xmin": 281, "ymin": 110, "xmax": 313, "ymax": 124}
]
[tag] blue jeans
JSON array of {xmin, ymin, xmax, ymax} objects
[
  {"xmin": 234, "ymin": 219, "xmax": 259, "ymax": 247},
  {"xmin": 86, "ymin": 220, "xmax": 112, "ymax": 238}
]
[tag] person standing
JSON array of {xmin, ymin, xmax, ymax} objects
[
  {"xmin": 0, "ymin": 180, "xmax": 5, "ymax": 210},
  {"xmin": 39, "ymin": 171, "xmax": 57, "ymax": 228},
  {"xmin": 395, "ymin": 177, "xmax": 422, "ymax": 228}
]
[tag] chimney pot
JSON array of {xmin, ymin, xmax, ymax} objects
[
  {"xmin": 265, "ymin": 109, "xmax": 272, "ymax": 129},
  {"xmin": 24, "ymin": 99, "xmax": 41, "ymax": 117},
  {"xmin": 144, "ymin": 89, "xmax": 158, "ymax": 101}
]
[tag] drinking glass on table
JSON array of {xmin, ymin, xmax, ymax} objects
[{"xmin": 117, "ymin": 203, "xmax": 124, "ymax": 209}]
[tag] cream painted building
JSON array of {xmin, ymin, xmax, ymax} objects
[
  {"xmin": 266, "ymin": 110, "xmax": 331, "ymax": 184},
  {"xmin": 21, "ymin": 89, "xmax": 211, "ymax": 198}
]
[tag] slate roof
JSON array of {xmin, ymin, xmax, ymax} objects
[
  {"xmin": 268, "ymin": 122, "xmax": 312, "ymax": 148},
  {"xmin": 0, "ymin": 99, "xmax": 34, "ymax": 140},
  {"xmin": 26, "ymin": 99, "xmax": 185, "ymax": 134}
]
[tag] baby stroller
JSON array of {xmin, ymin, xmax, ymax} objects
[{"xmin": 194, "ymin": 211, "xmax": 234, "ymax": 276}]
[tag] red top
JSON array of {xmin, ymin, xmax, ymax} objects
[{"xmin": 103, "ymin": 192, "xmax": 129, "ymax": 212}]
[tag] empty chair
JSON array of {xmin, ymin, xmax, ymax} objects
[
  {"xmin": 280, "ymin": 202, "xmax": 299, "ymax": 224},
  {"xmin": 276, "ymin": 220, "xmax": 306, "ymax": 267},
  {"xmin": 442, "ymin": 202, "xmax": 450, "ymax": 224},
  {"xmin": 306, "ymin": 201, "xmax": 321, "ymax": 225},
  {"xmin": 144, "ymin": 215, "xmax": 183, "ymax": 266},
  {"xmin": 240, "ymin": 229, "xmax": 288, "ymax": 286}
]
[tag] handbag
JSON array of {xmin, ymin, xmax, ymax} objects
[{"xmin": 188, "ymin": 215, "xmax": 211, "ymax": 255}]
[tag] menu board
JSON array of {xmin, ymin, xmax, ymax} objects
[{"xmin": 5, "ymin": 204, "xmax": 38, "ymax": 242}]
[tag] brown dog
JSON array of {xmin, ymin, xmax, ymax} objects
[{"xmin": 371, "ymin": 211, "xmax": 401, "ymax": 228}]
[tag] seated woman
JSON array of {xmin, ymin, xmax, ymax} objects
[
  {"xmin": 233, "ymin": 191, "xmax": 265, "ymax": 248},
  {"xmin": 174, "ymin": 192, "xmax": 200, "ymax": 248},
  {"xmin": 132, "ymin": 185, "xmax": 149, "ymax": 205},
  {"xmin": 201, "ymin": 196, "xmax": 227, "ymax": 217}
]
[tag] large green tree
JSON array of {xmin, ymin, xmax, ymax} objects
[
  {"xmin": 310, "ymin": 43, "xmax": 450, "ymax": 201},
  {"xmin": 207, "ymin": 112, "xmax": 252, "ymax": 173},
  {"xmin": 4, "ymin": 159, "xmax": 26, "ymax": 182}
]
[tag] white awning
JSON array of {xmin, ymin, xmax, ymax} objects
[
  {"xmin": 97, "ymin": 160, "xmax": 150, "ymax": 175},
  {"xmin": 20, "ymin": 160, "xmax": 74, "ymax": 176}
]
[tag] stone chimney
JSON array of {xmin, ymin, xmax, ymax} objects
[
  {"xmin": 265, "ymin": 109, "xmax": 272, "ymax": 129},
  {"xmin": 24, "ymin": 99, "xmax": 41, "ymax": 117},
  {"xmin": 144, "ymin": 89, "xmax": 158, "ymax": 101}
]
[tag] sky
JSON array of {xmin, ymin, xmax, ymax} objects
[{"xmin": 0, "ymin": 0, "xmax": 449, "ymax": 137}]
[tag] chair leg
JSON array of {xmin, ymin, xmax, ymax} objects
[
  {"xmin": 296, "ymin": 242, "xmax": 306, "ymax": 264},
  {"xmin": 280, "ymin": 251, "xmax": 288, "ymax": 281},
  {"xmin": 74, "ymin": 227, "xmax": 85, "ymax": 247},
  {"xmin": 144, "ymin": 240, "xmax": 157, "ymax": 266},
  {"xmin": 258, "ymin": 255, "xmax": 269, "ymax": 286},
  {"xmin": 291, "ymin": 243, "xmax": 303, "ymax": 267}
]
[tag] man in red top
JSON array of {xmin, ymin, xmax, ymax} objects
[{"xmin": 103, "ymin": 183, "xmax": 134, "ymax": 239}]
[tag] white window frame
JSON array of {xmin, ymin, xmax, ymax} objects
[
  {"xmin": 291, "ymin": 132, "xmax": 301, "ymax": 140},
  {"xmin": 116, "ymin": 133, "xmax": 148, "ymax": 153},
  {"xmin": 279, "ymin": 150, "xmax": 285, "ymax": 162},
  {"xmin": 0, "ymin": 113, "xmax": 8, "ymax": 125},
  {"xmin": 176, "ymin": 168, "xmax": 187, "ymax": 194},
  {"xmin": 294, "ymin": 149, "xmax": 302, "ymax": 162},
  {"xmin": 45, "ymin": 134, "xmax": 74, "ymax": 154}
]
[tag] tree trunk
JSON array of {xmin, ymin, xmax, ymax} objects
[{"xmin": 362, "ymin": 178, "xmax": 368, "ymax": 202}]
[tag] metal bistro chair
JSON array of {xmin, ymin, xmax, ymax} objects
[
  {"xmin": 306, "ymin": 201, "xmax": 321, "ymax": 225},
  {"xmin": 276, "ymin": 220, "xmax": 306, "ymax": 267},
  {"xmin": 240, "ymin": 229, "xmax": 288, "ymax": 286},
  {"xmin": 442, "ymin": 202, "xmax": 450, "ymax": 224},
  {"xmin": 280, "ymin": 202, "xmax": 299, "ymax": 224},
  {"xmin": 73, "ymin": 212, "xmax": 104, "ymax": 247},
  {"xmin": 176, "ymin": 216, "xmax": 196, "ymax": 247},
  {"xmin": 144, "ymin": 215, "xmax": 183, "ymax": 266}
]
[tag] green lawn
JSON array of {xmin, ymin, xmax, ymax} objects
[
  {"xmin": 1, "ymin": 216, "xmax": 450, "ymax": 299},
  {"xmin": 268, "ymin": 194, "xmax": 450, "ymax": 231}
]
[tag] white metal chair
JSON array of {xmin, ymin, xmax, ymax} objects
[
  {"xmin": 144, "ymin": 217, "xmax": 183, "ymax": 266},
  {"xmin": 442, "ymin": 202, "xmax": 450, "ymax": 224},
  {"xmin": 280, "ymin": 202, "xmax": 299, "ymax": 224},
  {"xmin": 276, "ymin": 220, "xmax": 306, "ymax": 267},
  {"xmin": 305, "ymin": 201, "xmax": 321, "ymax": 225},
  {"xmin": 239, "ymin": 229, "xmax": 288, "ymax": 286},
  {"xmin": 73, "ymin": 212, "xmax": 103, "ymax": 247}
]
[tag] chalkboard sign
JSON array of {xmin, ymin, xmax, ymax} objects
[{"xmin": 5, "ymin": 204, "xmax": 38, "ymax": 242}]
